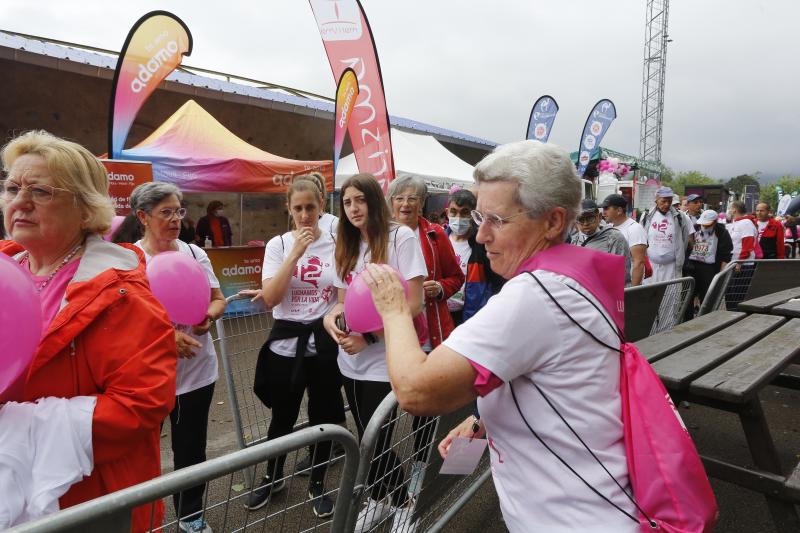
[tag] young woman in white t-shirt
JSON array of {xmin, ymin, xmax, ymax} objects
[
  {"xmin": 129, "ymin": 182, "xmax": 226, "ymax": 533},
  {"xmin": 244, "ymin": 177, "xmax": 344, "ymax": 518},
  {"xmin": 322, "ymin": 173, "xmax": 426, "ymax": 529}
]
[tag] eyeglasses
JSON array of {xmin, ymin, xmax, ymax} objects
[
  {"xmin": 471, "ymin": 209, "xmax": 533, "ymax": 229},
  {"xmin": 1, "ymin": 180, "xmax": 75, "ymax": 205},
  {"xmin": 577, "ymin": 212, "xmax": 600, "ymax": 224},
  {"xmin": 150, "ymin": 207, "xmax": 187, "ymax": 220},
  {"xmin": 392, "ymin": 195, "xmax": 420, "ymax": 205}
]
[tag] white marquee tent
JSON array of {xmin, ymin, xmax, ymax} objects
[{"xmin": 334, "ymin": 128, "xmax": 476, "ymax": 192}]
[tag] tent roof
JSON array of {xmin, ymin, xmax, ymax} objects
[
  {"xmin": 335, "ymin": 129, "xmax": 475, "ymax": 191},
  {"xmin": 120, "ymin": 100, "xmax": 332, "ymax": 193},
  {"xmin": 568, "ymin": 146, "xmax": 664, "ymax": 176}
]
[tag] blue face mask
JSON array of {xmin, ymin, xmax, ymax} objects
[{"xmin": 448, "ymin": 216, "xmax": 471, "ymax": 236}]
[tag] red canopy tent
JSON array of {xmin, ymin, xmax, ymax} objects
[{"xmin": 119, "ymin": 99, "xmax": 333, "ymax": 193}]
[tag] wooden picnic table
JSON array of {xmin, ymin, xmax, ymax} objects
[{"xmin": 634, "ymin": 290, "xmax": 800, "ymax": 532}]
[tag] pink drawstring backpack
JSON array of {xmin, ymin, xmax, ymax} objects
[{"xmin": 515, "ymin": 244, "xmax": 718, "ymax": 532}]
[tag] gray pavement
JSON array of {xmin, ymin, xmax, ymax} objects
[{"xmin": 159, "ymin": 364, "xmax": 800, "ymax": 532}]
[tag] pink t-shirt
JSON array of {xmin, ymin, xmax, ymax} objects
[{"xmin": 28, "ymin": 259, "xmax": 81, "ymax": 335}]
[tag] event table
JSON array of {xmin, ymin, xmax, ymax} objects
[{"xmin": 634, "ymin": 291, "xmax": 800, "ymax": 532}]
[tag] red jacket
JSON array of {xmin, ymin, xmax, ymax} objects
[
  {"xmin": 3, "ymin": 236, "xmax": 176, "ymax": 532},
  {"xmin": 416, "ymin": 217, "xmax": 465, "ymax": 347},
  {"xmin": 756, "ymin": 216, "xmax": 785, "ymax": 259}
]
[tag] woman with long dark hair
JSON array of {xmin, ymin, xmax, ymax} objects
[{"xmin": 322, "ymin": 173, "xmax": 426, "ymax": 531}]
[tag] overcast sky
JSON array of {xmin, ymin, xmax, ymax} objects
[{"xmin": 3, "ymin": 0, "xmax": 798, "ymax": 180}]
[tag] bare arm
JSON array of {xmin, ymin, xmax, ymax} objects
[
  {"xmin": 629, "ymin": 244, "xmax": 646, "ymax": 286},
  {"xmin": 261, "ymin": 228, "xmax": 314, "ymax": 308}
]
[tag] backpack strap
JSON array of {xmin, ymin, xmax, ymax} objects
[{"xmin": 187, "ymin": 243, "xmax": 199, "ymax": 260}]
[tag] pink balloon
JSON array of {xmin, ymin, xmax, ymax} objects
[
  {"xmin": 146, "ymin": 252, "xmax": 210, "ymax": 325},
  {"xmin": 103, "ymin": 215, "xmax": 126, "ymax": 242},
  {"xmin": 0, "ymin": 253, "xmax": 42, "ymax": 402},
  {"xmin": 344, "ymin": 266, "xmax": 408, "ymax": 333}
]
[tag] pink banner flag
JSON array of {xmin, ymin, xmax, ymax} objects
[
  {"xmin": 309, "ymin": 0, "xmax": 395, "ymax": 191},
  {"xmin": 108, "ymin": 11, "xmax": 192, "ymax": 158},
  {"xmin": 333, "ymin": 68, "xmax": 359, "ymax": 175}
]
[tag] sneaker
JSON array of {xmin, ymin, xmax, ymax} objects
[
  {"xmin": 178, "ymin": 518, "xmax": 213, "ymax": 533},
  {"xmin": 244, "ymin": 476, "xmax": 286, "ymax": 510},
  {"xmin": 390, "ymin": 505, "xmax": 418, "ymax": 533},
  {"xmin": 354, "ymin": 497, "xmax": 395, "ymax": 532},
  {"xmin": 308, "ymin": 481, "xmax": 335, "ymax": 518},
  {"xmin": 407, "ymin": 461, "xmax": 426, "ymax": 499},
  {"xmin": 296, "ymin": 442, "xmax": 346, "ymax": 476}
]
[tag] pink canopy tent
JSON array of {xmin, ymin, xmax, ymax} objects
[{"xmin": 119, "ymin": 99, "xmax": 333, "ymax": 193}]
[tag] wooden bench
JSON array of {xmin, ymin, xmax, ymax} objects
[{"xmin": 737, "ymin": 287, "xmax": 800, "ymax": 313}]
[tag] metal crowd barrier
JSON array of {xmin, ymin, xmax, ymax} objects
[
  {"xmin": 624, "ymin": 277, "xmax": 695, "ymax": 342},
  {"xmin": 7, "ymin": 425, "xmax": 360, "ymax": 533},
  {"xmin": 698, "ymin": 259, "xmax": 800, "ymax": 315},
  {"xmin": 345, "ymin": 392, "xmax": 491, "ymax": 533}
]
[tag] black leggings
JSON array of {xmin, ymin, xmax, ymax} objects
[
  {"xmin": 170, "ymin": 382, "xmax": 216, "ymax": 520},
  {"xmin": 342, "ymin": 376, "xmax": 407, "ymax": 505},
  {"xmin": 264, "ymin": 350, "xmax": 346, "ymax": 483}
]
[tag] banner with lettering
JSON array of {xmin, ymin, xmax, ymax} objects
[
  {"xmin": 333, "ymin": 68, "xmax": 359, "ymax": 175},
  {"xmin": 309, "ymin": 0, "xmax": 395, "ymax": 192},
  {"xmin": 108, "ymin": 11, "xmax": 192, "ymax": 158},
  {"xmin": 526, "ymin": 95, "xmax": 559, "ymax": 143},
  {"xmin": 99, "ymin": 159, "xmax": 153, "ymax": 215},
  {"xmin": 576, "ymin": 99, "xmax": 617, "ymax": 178},
  {"xmin": 205, "ymin": 246, "xmax": 266, "ymax": 317}
]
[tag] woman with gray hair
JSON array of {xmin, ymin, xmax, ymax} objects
[
  {"xmin": 386, "ymin": 175, "xmax": 463, "ymax": 501},
  {"xmin": 128, "ymin": 181, "xmax": 226, "ymax": 533},
  {"xmin": 362, "ymin": 141, "xmax": 638, "ymax": 532}
]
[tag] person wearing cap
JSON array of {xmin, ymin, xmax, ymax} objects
[
  {"xmin": 683, "ymin": 210, "xmax": 733, "ymax": 319},
  {"xmin": 685, "ymin": 194, "xmax": 704, "ymax": 224},
  {"xmin": 602, "ymin": 194, "xmax": 647, "ymax": 286},
  {"xmin": 571, "ymin": 199, "xmax": 632, "ymax": 285},
  {"xmin": 755, "ymin": 202, "xmax": 785, "ymax": 259},
  {"xmin": 640, "ymin": 186, "xmax": 693, "ymax": 283}
]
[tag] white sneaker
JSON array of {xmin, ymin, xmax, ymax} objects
[
  {"xmin": 407, "ymin": 461, "xmax": 426, "ymax": 499},
  {"xmin": 178, "ymin": 517, "xmax": 213, "ymax": 533},
  {"xmin": 390, "ymin": 505, "xmax": 418, "ymax": 533},
  {"xmin": 354, "ymin": 497, "xmax": 396, "ymax": 532}
]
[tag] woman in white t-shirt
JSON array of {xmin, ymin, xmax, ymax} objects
[
  {"xmin": 360, "ymin": 141, "xmax": 639, "ymax": 533},
  {"xmin": 129, "ymin": 182, "xmax": 226, "ymax": 533},
  {"xmin": 294, "ymin": 171, "xmax": 339, "ymax": 235},
  {"xmin": 322, "ymin": 173, "xmax": 426, "ymax": 530},
  {"xmin": 244, "ymin": 177, "xmax": 344, "ymax": 518}
]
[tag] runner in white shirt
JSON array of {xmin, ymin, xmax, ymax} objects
[
  {"xmin": 641, "ymin": 187, "xmax": 692, "ymax": 283},
  {"xmin": 357, "ymin": 141, "xmax": 639, "ymax": 533},
  {"xmin": 601, "ymin": 194, "xmax": 648, "ymax": 285},
  {"xmin": 322, "ymin": 174, "xmax": 426, "ymax": 530},
  {"xmin": 243, "ymin": 177, "xmax": 344, "ymax": 517},
  {"xmin": 727, "ymin": 201, "xmax": 759, "ymax": 261},
  {"xmin": 129, "ymin": 182, "xmax": 226, "ymax": 533}
]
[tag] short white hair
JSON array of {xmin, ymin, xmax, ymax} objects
[{"xmin": 473, "ymin": 140, "xmax": 581, "ymax": 239}]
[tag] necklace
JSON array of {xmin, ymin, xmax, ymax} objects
[{"xmin": 22, "ymin": 242, "xmax": 84, "ymax": 293}]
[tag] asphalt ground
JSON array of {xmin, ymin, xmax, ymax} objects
[{"xmin": 158, "ymin": 362, "xmax": 800, "ymax": 533}]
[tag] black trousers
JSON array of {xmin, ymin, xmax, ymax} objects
[
  {"xmin": 170, "ymin": 382, "xmax": 216, "ymax": 520},
  {"xmin": 264, "ymin": 350, "xmax": 346, "ymax": 484},
  {"xmin": 684, "ymin": 261, "xmax": 719, "ymax": 321},
  {"xmin": 342, "ymin": 376, "xmax": 407, "ymax": 505}
]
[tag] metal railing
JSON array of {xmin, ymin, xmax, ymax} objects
[
  {"xmin": 624, "ymin": 276, "xmax": 695, "ymax": 342},
  {"xmin": 699, "ymin": 259, "xmax": 800, "ymax": 315},
  {"xmin": 7, "ymin": 425, "xmax": 360, "ymax": 533}
]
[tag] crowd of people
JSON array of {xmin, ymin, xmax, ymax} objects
[{"xmin": 2, "ymin": 129, "xmax": 795, "ymax": 532}]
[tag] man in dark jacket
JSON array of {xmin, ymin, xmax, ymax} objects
[
  {"xmin": 684, "ymin": 209, "xmax": 733, "ymax": 319},
  {"xmin": 755, "ymin": 202, "xmax": 785, "ymax": 259}
]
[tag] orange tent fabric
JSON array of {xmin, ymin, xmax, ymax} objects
[{"xmin": 120, "ymin": 100, "xmax": 333, "ymax": 193}]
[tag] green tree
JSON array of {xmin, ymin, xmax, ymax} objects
[
  {"xmin": 761, "ymin": 175, "xmax": 800, "ymax": 211},
  {"xmin": 671, "ymin": 171, "xmax": 718, "ymax": 196},
  {"xmin": 725, "ymin": 174, "xmax": 760, "ymax": 195}
]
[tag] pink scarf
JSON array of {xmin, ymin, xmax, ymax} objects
[{"xmin": 514, "ymin": 243, "xmax": 625, "ymax": 334}]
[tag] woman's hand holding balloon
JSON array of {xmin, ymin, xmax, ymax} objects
[
  {"xmin": 175, "ymin": 330, "xmax": 202, "ymax": 359},
  {"xmin": 363, "ymin": 264, "xmax": 410, "ymax": 320},
  {"xmin": 191, "ymin": 315, "xmax": 212, "ymax": 336}
]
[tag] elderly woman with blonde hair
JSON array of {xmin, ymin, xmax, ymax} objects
[
  {"xmin": 0, "ymin": 131, "xmax": 176, "ymax": 531},
  {"xmin": 362, "ymin": 141, "xmax": 638, "ymax": 533}
]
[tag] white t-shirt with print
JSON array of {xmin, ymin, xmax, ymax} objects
[
  {"xmin": 136, "ymin": 240, "xmax": 220, "ymax": 396},
  {"xmin": 646, "ymin": 211, "xmax": 677, "ymax": 264},
  {"xmin": 728, "ymin": 218, "xmax": 758, "ymax": 260},
  {"xmin": 614, "ymin": 217, "xmax": 648, "ymax": 249},
  {"xmin": 447, "ymin": 237, "xmax": 472, "ymax": 311},
  {"xmin": 261, "ymin": 231, "xmax": 338, "ymax": 357},
  {"xmin": 442, "ymin": 271, "xmax": 636, "ymax": 533},
  {"xmin": 334, "ymin": 225, "xmax": 427, "ymax": 382}
]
